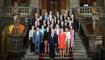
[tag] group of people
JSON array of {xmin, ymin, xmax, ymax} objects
[{"xmin": 28, "ymin": 10, "xmax": 75, "ymax": 59}]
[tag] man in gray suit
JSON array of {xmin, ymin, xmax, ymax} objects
[{"xmin": 33, "ymin": 27, "xmax": 42, "ymax": 55}]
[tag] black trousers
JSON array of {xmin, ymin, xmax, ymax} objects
[
  {"xmin": 49, "ymin": 44, "xmax": 55, "ymax": 58},
  {"xmin": 30, "ymin": 37, "xmax": 35, "ymax": 52}
]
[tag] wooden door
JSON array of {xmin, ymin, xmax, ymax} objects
[
  {"xmin": 41, "ymin": 0, "xmax": 66, "ymax": 15},
  {"xmin": 47, "ymin": 0, "xmax": 60, "ymax": 14}
]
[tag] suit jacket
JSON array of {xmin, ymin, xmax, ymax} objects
[
  {"xmin": 56, "ymin": 15, "xmax": 60, "ymax": 20},
  {"xmin": 33, "ymin": 31, "xmax": 42, "ymax": 44},
  {"xmin": 42, "ymin": 16, "xmax": 48, "ymax": 20},
  {"xmin": 48, "ymin": 32, "xmax": 58, "ymax": 45}
]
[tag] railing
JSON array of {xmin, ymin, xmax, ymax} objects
[{"xmin": 2, "ymin": 6, "xmax": 30, "ymax": 17}]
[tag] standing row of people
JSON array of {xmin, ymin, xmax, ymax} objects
[{"xmin": 28, "ymin": 10, "xmax": 75, "ymax": 58}]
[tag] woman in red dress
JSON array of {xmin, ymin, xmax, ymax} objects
[{"xmin": 58, "ymin": 28, "xmax": 66, "ymax": 58}]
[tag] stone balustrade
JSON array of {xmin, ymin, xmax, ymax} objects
[
  {"xmin": 3, "ymin": 6, "xmax": 30, "ymax": 17},
  {"xmin": 77, "ymin": 6, "xmax": 102, "ymax": 17},
  {"xmin": 88, "ymin": 34, "xmax": 103, "ymax": 52}
]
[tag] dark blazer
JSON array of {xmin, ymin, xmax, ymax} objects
[
  {"xmin": 48, "ymin": 32, "xmax": 58, "ymax": 45},
  {"xmin": 48, "ymin": 32, "xmax": 57, "ymax": 58},
  {"xmin": 56, "ymin": 15, "xmax": 60, "ymax": 20}
]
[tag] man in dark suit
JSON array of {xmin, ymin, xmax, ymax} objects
[
  {"xmin": 42, "ymin": 12, "xmax": 48, "ymax": 21},
  {"xmin": 48, "ymin": 29, "xmax": 57, "ymax": 58},
  {"xmin": 33, "ymin": 27, "xmax": 42, "ymax": 55}
]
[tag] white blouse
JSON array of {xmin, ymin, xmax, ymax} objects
[
  {"xmin": 56, "ymin": 29, "xmax": 60, "ymax": 35},
  {"xmin": 66, "ymin": 31, "xmax": 71, "ymax": 40},
  {"xmin": 29, "ymin": 30, "xmax": 35, "ymax": 39}
]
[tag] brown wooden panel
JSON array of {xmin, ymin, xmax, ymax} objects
[
  {"xmin": 12, "ymin": 0, "xmax": 17, "ymax": 5},
  {"xmin": 80, "ymin": 0, "xmax": 96, "ymax": 3},
  {"xmin": 61, "ymin": 0, "xmax": 66, "ymax": 9},
  {"xmin": 18, "ymin": 0, "xmax": 29, "ymax": 3},
  {"xmin": 40, "ymin": 0, "xmax": 66, "ymax": 14},
  {"xmin": 41, "ymin": 0, "xmax": 47, "ymax": 9}
]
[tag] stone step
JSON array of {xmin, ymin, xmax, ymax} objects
[
  {"xmin": 26, "ymin": 49, "xmax": 31, "ymax": 52},
  {"xmin": 22, "ymin": 55, "xmax": 91, "ymax": 60},
  {"xmin": 22, "ymin": 58, "xmax": 73, "ymax": 60},
  {"xmin": 74, "ymin": 44, "xmax": 83, "ymax": 46},
  {"xmin": 73, "ymin": 47, "xmax": 85, "ymax": 50},
  {"xmin": 73, "ymin": 52, "xmax": 87, "ymax": 56},
  {"xmin": 25, "ymin": 52, "xmax": 35, "ymax": 56},
  {"xmin": 74, "ymin": 42, "xmax": 83, "ymax": 44},
  {"xmin": 74, "ymin": 44, "xmax": 83, "ymax": 47},
  {"xmin": 25, "ymin": 53, "xmax": 73, "ymax": 57},
  {"xmin": 74, "ymin": 42, "xmax": 82, "ymax": 44},
  {"xmin": 22, "ymin": 55, "xmax": 73, "ymax": 60},
  {"xmin": 74, "ymin": 37, "xmax": 81, "ymax": 39},
  {"xmin": 74, "ymin": 40, "xmax": 82, "ymax": 42},
  {"xmin": 74, "ymin": 44, "xmax": 84, "ymax": 47},
  {"xmin": 73, "ymin": 53, "xmax": 88, "ymax": 58},
  {"xmin": 75, "ymin": 38, "xmax": 81, "ymax": 39},
  {"xmin": 25, "ymin": 52, "xmax": 87, "ymax": 58},
  {"xmin": 74, "ymin": 57, "xmax": 92, "ymax": 60},
  {"xmin": 73, "ymin": 50, "xmax": 86, "ymax": 53},
  {"xmin": 25, "ymin": 52, "xmax": 88, "ymax": 58},
  {"xmin": 74, "ymin": 39, "xmax": 81, "ymax": 40}
]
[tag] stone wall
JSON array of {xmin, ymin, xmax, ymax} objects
[
  {"xmin": 30, "ymin": 0, "xmax": 39, "ymax": 13},
  {"xmin": 96, "ymin": 0, "xmax": 104, "ymax": 7},
  {"xmin": 104, "ymin": 0, "xmax": 105, "ymax": 13},
  {"xmin": 96, "ymin": 0, "xmax": 105, "ymax": 13}
]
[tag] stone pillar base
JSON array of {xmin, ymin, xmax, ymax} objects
[{"xmin": 88, "ymin": 34, "xmax": 103, "ymax": 57}]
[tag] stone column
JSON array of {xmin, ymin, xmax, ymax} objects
[
  {"xmin": 69, "ymin": 0, "xmax": 80, "ymax": 15},
  {"xmin": 66, "ymin": 0, "xmax": 70, "ymax": 9},
  {"xmin": 104, "ymin": 0, "xmax": 105, "ymax": 7},
  {"xmin": 4, "ymin": 0, "xmax": 12, "ymax": 6},
  {"xmin": 30, "ymin": 0, "xmax": 40, "ymax": 13},
  {"xmin": 104, "ymin": 0, "xmax": 105, "ymax": 13},
  {"xmin": 8, "ymin": 0, "xmax": 12, "ymax": 6},
  {"xmin": 0, "ymin": 0, "xmax": 4, "ymax": 7},
  {"xmin": 96, "ymin": 0, "xmax": 103, "ymax": 7},
  {"xmin": 0, "ymin": 0, "xmax": 4, "ymax": 16},
  {"xmin": 96, "ymin": 0, "xmax": 105, "ymax": 15}
]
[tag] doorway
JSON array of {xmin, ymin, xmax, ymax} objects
[
  {"xmin": 47, "ymin": 0, "xmax": 60, "ymax": 14},
  {"xmin": 40, "ymin": 0, "xmax": 66, "ymax": 15}
]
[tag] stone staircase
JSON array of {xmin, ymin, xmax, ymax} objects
[
  {"xmin": 73, "ymin": 32, "xmax": 91, "ymax": 60},
  {"xmin": 21, "ymin": 32, "xmax": 91, "ymax": 60},
  {"xmin": 21, "ymin": 48, "xmax": 74, "ymax": 60}
]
